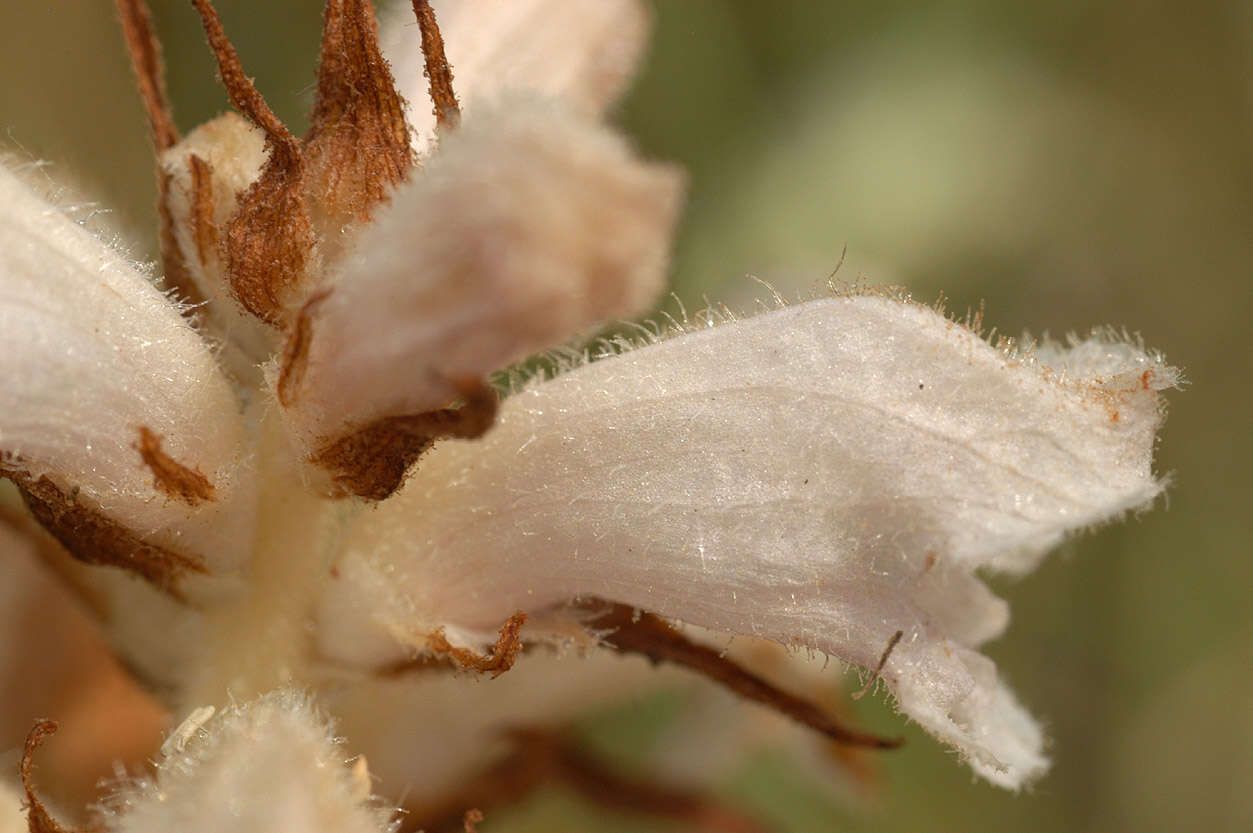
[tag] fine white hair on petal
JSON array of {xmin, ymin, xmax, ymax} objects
[
  {"xmin": 381, "ymin": 0, "xmax": 651, "ymax": 157},
  {"xmin": 99, "ymin": 691, "xmax": 395, "ymax": 833},
  {"xmin": 0, "ymin": 164, "xmax": 255, "ymax": 581},
  {"xmin": 316, "ymin": 292, "xmax": 1178, "ymax": 788},
  {"xmin": 282, "ymin": 98, "xmax": 683, "ymax": 443}
]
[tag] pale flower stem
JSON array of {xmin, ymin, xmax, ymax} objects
[{"xmin": 180, "ymin": 410, "xmax": 337, "ymax": 708}]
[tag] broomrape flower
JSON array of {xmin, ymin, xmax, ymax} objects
[{"xmin": 0, "ymin": 0, "xmax": 1179, "ymax": 830}]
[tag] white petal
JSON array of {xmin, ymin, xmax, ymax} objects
[
  {"xmin": 0, "ymin": 164, "xmax": 255, "ymax": 583},
  {"xmin": 381, "ymin": 0, "xmax": 650, "ymax": 156},
  {"xmin": 99, "ymin": 691, "xmax": 394, "ymax": 833},
  {"xmin": 318, "ymin": 292, "xmax": 1177, "ymax": 787},
  {"xmin": 281, "ymin": 100, "xmax": 683, "ymax": 444}
]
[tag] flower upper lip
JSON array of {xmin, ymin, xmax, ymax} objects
[{"xmin": 0, "ymin": 1, "xmax": 1181, "ymax": 819}]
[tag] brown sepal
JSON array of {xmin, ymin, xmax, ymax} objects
[
  {"xmin": 190, "ymin": 0, "xmax": 315, "ymax": 327},
  {"xmin": 276, "ymin": 287, "xmax": 332, "ymax": 407},
  {"xmin": 114, "ymin": 0, "xmax": 207, "ymax": 307},
  {"xmin": 114, "ymin": 0, "xmax": 179, "ymax": 152},
  {"xmin": 313, "ymin": 379, "xmax": 498, "ymax": 501},
  {"xmin": 20, "ymin": 721, "xmax": 86, "ymax": 833},
  {"xmin": 187, "ymin": 154, "xmax": 219, "ymax": 268},
  {"xmin": 3, "ymin": 468, "xmax": 207, "ymax": 600},
  {"xmin": 305, "ymin": 0, "xmax": 414, "ymax": 231},
  {"xmin": 411, "ymin": 0, "xmax": 460, "ymax": 130},
  {"xmin": 401, "ymin": 728, "xmax": 766, "ymax": 833},
  {"xmin": 135, "ymin": 426, "xmax": 216, "ymax": 505},
  {"xmin": 582, "ymin": 600, "xmax": 904, "ymax": 749},
  {"xmin": 156, "ymin": 168, "xmax": 207, "ymax": 307}
]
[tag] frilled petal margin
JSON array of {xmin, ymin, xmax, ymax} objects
[
  {"xmin": 317, "ymin": 292, "xmax": 1178, "ymax": 788},
  {"xmin": 0, "ymin": 165, "xmax": 254, "ymax": 594},
  {"xmin": 381, "ymin": 0, "xmax": 651, "ymax": 157}
]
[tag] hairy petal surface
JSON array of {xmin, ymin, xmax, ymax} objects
[
  {"xmin": 0, "ymin": 165, "xmax": 254, "ymax": 586},
  {"xmin": 279, "ymin": 100, "xmax": 683, "ymax": 445},
  {"xmin": 381, "ymin": 0, "xmax": 650, "ymax": 156},
  {"xmin": 98, "ymin": 691, "xmax": 394, "ymax": 833},
  {"xmin": 318, "ymin": 293, "xmax": 1177, "ymax": 788}
]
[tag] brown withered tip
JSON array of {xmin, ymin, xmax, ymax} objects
[
  {"xmin": 313, "ymin": 379, "xmax": 499, "ymax": 501},
  {"xmin": 412, "ymin": 0, "xmax": 461, "ymax": 130},
  {"xmin": 3, "ymin": 468, "xmax": 208, "ymax": 600},
  {"xmin": 461, "ymin": 809, "xmax": 484, "ymax": 833},
  {"xmin": 135, "ymin": 426, "xmax": 216, "ymax": 506},
  {"xmin": 582, "ymin": 600, "xmax": 905, "ymax": 750},
  {"xmin": 427, "ymin": 611, "xmax": 527, "ymax": 678},
  {"xmin": 305, "ymin": 0, "xmax": 415, "ymax": 228},
  {"xmin": 114, "ymin": 0, "xmax": 179, "ymax": 153},
  {"xmin": 21, "ymin": 721, "xmax": 85, "ymax": 833}
]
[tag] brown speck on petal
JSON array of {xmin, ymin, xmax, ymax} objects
[
  {"xmin": 312, "ymin": 379, "xmax": 497, "ymax": 501},
  {"xmin": 4, "ymin": 469, "xmax": 208, "ymax": 599},
  {"xmin": 582, "ymin": 600, "xmax": 903, "ymax": 749},
  {"xmin": 190, "ymin": 0, "xmax": 316, "ymax": 327},
  {"xmin": 135, "ymin": 426, "xmax": 216, "ymax": 505},
  {"xmin": 411, "ymin": 0, "xmax": 460, "ymax": 130},
  {"xmin": 305, "ymin": 0, "xmax": 414, "ymax": 234},
  {"xmin": 20, "ymin": 722, "xmax": 84, "ymax": 833}
]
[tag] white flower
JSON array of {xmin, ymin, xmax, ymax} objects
[{"xmin": 0, "ymin": 0, "xmax": 1178, "ymax": 828}]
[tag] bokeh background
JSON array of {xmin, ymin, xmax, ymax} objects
[{"xmin": 1, "ymin": 1, "xmax": 1250, "ymax": 831}]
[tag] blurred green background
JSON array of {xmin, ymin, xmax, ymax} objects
[{"xmin": 1, "ymin": 1, "xmax": 1250, "ymax": 831}]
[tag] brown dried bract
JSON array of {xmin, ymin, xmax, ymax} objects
[
  {"xmin": 411, "ymin": 0, "xmax": 460, "ymax": 130},
  {"xmin": 425, "ymin": 611, "xmax": 527, "ymax": 678},
  {"xmin": 135, "ymin": 426, "xmax": 216, "ymax": 505},
  {"xmin": 115, "ymin": 0, "xmax": 206, "ymax": 306},
  {"xmin": 4, "ymin": 469, "xmax": 208, "ymax": 599},
  {"xmin": 305, "ymin": 0, "xmax": 414, "ymax": 231},
  {"xmin": 461, "ymin": 810, "xmax": 483, "ymax": 833},
  {"xmin": 401, "ymin": 728, "xmax": 766, "ymax": 833},
  {"xmin": 190, "ymin": 0, "xmax": 315, "ymax": 327},
  {"xmin": 21, "ymin": 721, "xmax": 84, "ymax": 833},
  {"xmin": 276, "ymin": 288, "xmax": 332, "ymax": 407},
  {"xmin": 313, "ymin": 379, "xmax": 498, "ymax": 501},
  {"xmin": 156, "ymin": 168, "xmax": 205, "ymax": 306},
  {"xmin": 582, "ymin": 600, "xmax": 904, "ymax": 749},
  {"xmin": 187, "ymin": 154, "xmax": 219, "ymax": 268},
  {"xmin": 114, "ymin": 0, "xmax": 178, "ymax": 152}
]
